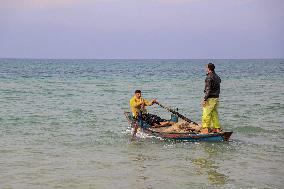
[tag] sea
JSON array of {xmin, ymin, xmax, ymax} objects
[{"xmin": 0, "ymin": 59, "xmax": 283, "ymax": 189}]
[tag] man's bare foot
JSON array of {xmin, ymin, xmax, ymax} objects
[
  {"xmin": 212, "ymin": 128, "xmax": 221, "ymax": 133},
  {"xmin": 200, "ymin": 128, "xmax": 209, "ymax": 134}
]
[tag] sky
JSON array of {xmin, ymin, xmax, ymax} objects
[{"xmin": 0, "ymin": 0, "xmax": 283, "ymax": 59}]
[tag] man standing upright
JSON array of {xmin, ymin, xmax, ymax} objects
[{"xmin": 201, "ymin": 63, "xmax": 222, "ymax": 134}]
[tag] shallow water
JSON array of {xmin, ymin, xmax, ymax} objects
[{"xmin": 0, "ymin": 59, "xmax": 283, "ymax": 189}]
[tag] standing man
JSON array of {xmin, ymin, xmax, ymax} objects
[{"xmin": 201, "ymin": 63, "xmax": 222, "ymax": 134}]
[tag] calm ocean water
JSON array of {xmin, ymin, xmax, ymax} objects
[{"xmin": 0, "ymin": 59, "xmax": 283, "ymax": 189}]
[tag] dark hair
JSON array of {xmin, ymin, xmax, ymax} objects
[
  {"xmin": 207, "ymin": 63, "xmax": 215, "ymax": 71},
  {"xmin": 135, "ymin": 90, "xmax": 141, "ymax": 94}
]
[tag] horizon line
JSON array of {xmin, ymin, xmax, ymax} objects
[{"xmin": 1, "ymin": 57, "xmax": 283, "ymax": 60}]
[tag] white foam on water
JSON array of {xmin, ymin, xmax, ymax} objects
[{"xmin": 122, "ymin": 126, "xmax": 164, "ymax": 140}]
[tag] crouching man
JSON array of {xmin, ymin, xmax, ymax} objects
[{"xmin": 129, "ymin": 90, "xmax": 172, "ymax": 138}]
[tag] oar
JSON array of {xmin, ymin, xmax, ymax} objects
[{"xmin": 155, "ymin": 102, "xmax": 198, "ymax": 125}]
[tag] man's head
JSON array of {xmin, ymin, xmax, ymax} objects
[
  {"xmin": 134, "ymin": 90, "xmax": 141, "ymax": 99},
  {"xmin": 206, "ymin": 63, "xmax": 215, "ymax": 74}
]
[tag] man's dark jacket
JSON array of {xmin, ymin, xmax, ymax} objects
[{"xmin": 204, "ymin": 71, "xmax": 221, "ymax": 101}]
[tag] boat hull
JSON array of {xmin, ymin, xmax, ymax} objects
[{"xmin": 124, "ymin": 112, "xmax": 232, "ymax": 142}]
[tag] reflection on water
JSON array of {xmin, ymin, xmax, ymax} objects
[
  {"xmin": 192, "ymin": 143, "xmax": 229, "ymax": 186},
  {"xmin": 132, "ymin": 153, "xmax": 151, "ymax": 188},
  {"xmin": 127, "ymin": 145, "xmax": 154, "ymax": 189}
]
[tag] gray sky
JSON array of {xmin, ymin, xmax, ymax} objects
[{"xmin": 0, "ymin": 0, "xmax": 283, "ymax": 59}]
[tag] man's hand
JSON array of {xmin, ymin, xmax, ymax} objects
[
  {"xmin": 152, "ymin": 98, "xmax": 157, "ymax": 104},
  {"xmin": 140, "ymin": 101, "xmax": 145, "ymax": 106},
  {"xmin": 202, "ymin": 100, "xmax": 207, "ymax": 107}
]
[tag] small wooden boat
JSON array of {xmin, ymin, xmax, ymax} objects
[{"xmin": 124, "ymin": 111, "xmax": 233, "ymax": 142}]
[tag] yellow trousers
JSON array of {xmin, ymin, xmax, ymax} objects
[{"xmin": 202, "ymin": 98, "xmax": 221, "ymax": 129}]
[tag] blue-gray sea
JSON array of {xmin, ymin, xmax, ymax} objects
[{"xmin": 0, "ymin": 59, "xmax": 283, "ymax": 189}]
